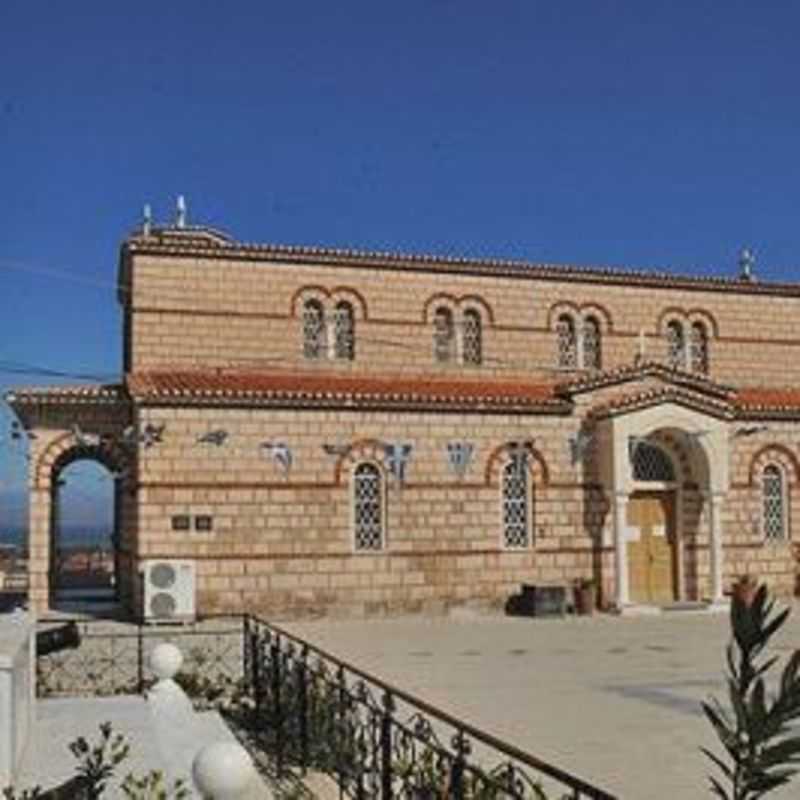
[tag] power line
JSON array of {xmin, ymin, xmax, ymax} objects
[
  {"xmin": 0, "ymin": 254, "xmax": 571, "ymax": 374},
  {"xmin": 0, "ymin": 360, "xmax": 118, "ymax": 382}
]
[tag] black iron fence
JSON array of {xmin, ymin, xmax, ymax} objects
[
  {"xmin": 35, "ymin": 615, "xmax": 245, "ymax": 698},
  {"xmin": 35, "ymin": 615, "xmax": 616, "ymax": 799},
  {"xmin": 244, "ymin": 616, "xmax": 616, "ymax": 800}
]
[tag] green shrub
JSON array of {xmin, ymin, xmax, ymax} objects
[
  {"xmin": 121, "ymin": 770, "xmax": 189, "ymax": 799},
  {"xmin": 68, "ymin": 721, "xmax": 130, "ymax": 799},
  {"xmin": 702, "ymin": 584, "xmax": 800, "ymax": 798}
]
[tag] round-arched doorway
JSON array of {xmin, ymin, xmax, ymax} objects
[{"xmin": 50, "ymin": 459, "xmax": 118, "ymax": 608}]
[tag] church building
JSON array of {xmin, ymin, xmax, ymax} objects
[{"xmin": 8, "ymin": 208, "xmax": 800, "ymax": 618}]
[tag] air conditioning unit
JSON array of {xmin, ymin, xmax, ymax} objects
[{"xmin": 141, "ymin": 560, "xmax": 196, "ymax": 623}]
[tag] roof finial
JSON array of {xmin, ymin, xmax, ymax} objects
[
  {"xmin": 142, "ymin": 203, "xmax": 152, "ymax": 236},
  {"xmin": 176, "ymin": 195, "xmax": 187, "ymax": 229},
  {"xmin": 738, "ymin": 247, "xmax": 755, "ymax": 281}
]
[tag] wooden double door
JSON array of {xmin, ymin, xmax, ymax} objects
[{"xmin": 627, "ymin": 491, "xmax": 677, "ymax": 605}]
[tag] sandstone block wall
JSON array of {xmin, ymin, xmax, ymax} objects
[
  {"xmin": 133, "ymin": 405, "xmax": 618, "ymax": 616},
  {"xmin": 125, "ymin": 252, "xmax": 800, "ymax": 387}
]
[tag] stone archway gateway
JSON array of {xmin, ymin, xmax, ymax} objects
[
  {"xmin": 33, "ymin": 430, "xmax": 133, "ymax": 612},
  {"xmin": 47, "ymin": 450, "xmax": 124, "ymax": 607},
  {"xmin": 5, "ymin": 384, "xmax": 133, "ymax": 615}
]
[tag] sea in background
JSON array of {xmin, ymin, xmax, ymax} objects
[{"xmin": 0, "ymin": 524, "xmax": 113, "ymax": 551}]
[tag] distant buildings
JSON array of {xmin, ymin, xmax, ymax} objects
[{"xmin": 7, "ymin": 212, "xmax": 800, "ymax": 617}]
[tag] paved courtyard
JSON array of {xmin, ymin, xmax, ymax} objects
[{"xmin": 286, "ymin": 606, "xmax": 800, "ymax": 799}]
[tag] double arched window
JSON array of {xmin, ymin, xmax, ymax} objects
[
  {"xmin": 665, "ymin": 319, "xmax": 709, "ymax": 374},
  {"xmin": 353, "ymin": 462, "xmax": 385, "ymax": 551},
  {"xmin": 666, "ymin": 320, "xmax": 685, "ymax": 369},
  {"xmin": 556, "ymin": 313, "xmax": 602, "ymax": 370},
  {"xmin": 333, "ymin": 302, "xmax": 355, "ymax": 360},
  {"xmin": 432, "ymin": 306, "xmax": 483, "ymax": 366},
  {"xmin": 502, "ymin": 453, "xmax": 532, "ymax": 548},
  {"xmin": 301, "ymin": 298, "xmax": 356, "ymax": 361},
  {"xmin": 689, "ymin": 322, "xmax": 709, "ymax": 373},
  {"xmin": 462, "ymin": 309, "xmax": 483, "ymax": 366},
  {"xmin": 302, "ymin": 299, "xmax": 327, "ymax": 360},
  {"xmin": 556, "ymin": 315, "xmax": 577, "ymax": 369},
  {"xmin": 762, "ymin": 464, "xmax": 787, "ymax": 541},
  {"xmin": 433, "ymin": 308, "xmax": 456, "ymax": 363},
  {"xmin": 582, "ymin": 317, "xmax": 602, "ymax": 370}
]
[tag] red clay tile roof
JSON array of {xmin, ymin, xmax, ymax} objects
[
  {"xmin": 126, "ymin": 371, "xmax": 567, "ymax": 412},
  {"xmin": 11, "ymin": 372, "xmax": 800, "ymax": 419},
  {"xmin": 735, "ymin": 389, "xmax": 800, "ymax": 415},
  {"xmin": 5, "ymin": 384, "xmax": 125, "ymax": 405},
  {"xmin": 122, "ymin": 227, "xmax": 800, "ymax": 297},
  {"xmin": 555, "ymin": 361, "xmax": 735, "ymax": 398},
  {"xmin": 589, "ymin": 385, "xmax": 800, "ymax": 420},
  {"xmin": 587, "ymin": 386, "xmax": 737, "ymax": 420}
]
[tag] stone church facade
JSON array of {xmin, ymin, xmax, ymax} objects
[{"xmin": 8, "ymin": 221, "xmax": 800, "ymax": 618}]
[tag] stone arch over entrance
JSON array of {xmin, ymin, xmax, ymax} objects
[
  {"xmin": 594, "ymin": 401, "xmax": 730, "ymax": 610},
  {"xmin": 29, "ymin": 429, "xmax": 135, "ymax": 614}
]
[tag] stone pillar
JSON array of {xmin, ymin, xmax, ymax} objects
[
  {"xmin": 27, "ymin": 488, "xmax": 51, "ymax": 615},
  {"xmin": 613, "ymin": 492, "xmax": 630, "ymax": 609},
  {"xmin": 708, "ymin": 492, "xmax": 725, "ymax": 605}
]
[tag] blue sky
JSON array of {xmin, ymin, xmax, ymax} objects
[{"xmin": 2, "ymin": 1, "xmax": 800, "ymax": 537}]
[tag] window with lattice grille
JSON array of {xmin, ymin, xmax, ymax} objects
[
  {"xmin": 582, "ymin": 317, "xmax": 601, "ymax": 370},
  {"xmin": 302, "ymin": 300, "xmax": 326, "ymax": 359},
  {"xmin": 556, "ymin": 315, "xmax": 577, "ymax": 369},
  {"xmin": 333, "ymin": 301, "xmax": 355, "ymax": 360},
  {"xmin": 433, "ymin": 308, "xmax": 455, "ymax": 363},
  {"xmin": 762, "ymin": 465, "xmax": 786, "ymax": 541},
  {"xmin": 689, "ymin": 321, "xmax": 708, "ymax": 374},
  {"xmin": 354, "ymin": 463, "xmax": 384, "ymax": 551},
  {"xmin": 502, "ymin": 454, "xmax": 530, "ymax": 548},
  {"xmin": 462, "ymin": 309, "xmax": 482, "ymax": 366},
  {"xmin": 632, "ymin": 442, "xmax": 675, "ymax": 482},
  {"xmin": 666, "ymin": 321, "xmax": 685, "ymax": 369}
]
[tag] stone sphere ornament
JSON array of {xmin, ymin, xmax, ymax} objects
[
  {"xmin": 149, "ymin": 642, "xmax": 183, "ymax": 681},
  {"xmin": 192, "ymin": 742, "xmax": 256, "ymax": 799}
]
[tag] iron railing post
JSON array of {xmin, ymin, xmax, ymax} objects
[
  {"xmin": 450, "ymin": 731, "xmax": 468, "ymax": 800},
  {"xmin": 242, "ymin": 614, "xmax": 250, "ymax": 688},
  {"xmin": 298, "ymin": 644, "xmax": 309, "ymax": 771},
  {"xmin": 380, "ymin": 690, "xmax": 394, "ymax": 800},
  {"xmin": 136, "ymin": 624, "xmax": 144, "ymax": 693},
  {"xmin": 271, "ymin": 633, "xmax": 284, "ymax": 775},
  {"xmin": 251, "ymin": 629, "xmax": 263, "ymax": 726},
  {"xmin": 336, "ymin": 665, "xmax": 348, "ymax": 793}
]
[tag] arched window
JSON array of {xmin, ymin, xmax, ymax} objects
[
  {"xmin": 632, "ymin": 441, "xmax": 675, "ymax": 482},
  {"xmin": 353, "ymin": 463, "xmax": 384, "ymax": 551},
  {"xmin": 582, "ymin": 316, "xmax": 602, "ymax": 370},
  {"xmin": 689, "ymin": 321, "xmax": 708, "ymax": 374},
  {"xmin": 433, "ymin": 307, "xmax": 455, "ymax": 363},
  {"xmin": 302, "ymin": 299, "xmax": 326, "ymax": 360},
  {"xmin": 502, "ymin": 454, "xmax": 531, "ymax": 548},
  {"xmin": 556, "ymin": 314, "xmax": 577, "ymax": 369},
  {"xmin": 462, "ymin": 309, "xmax": 482, "ymax": 366},
  {"xmin": 333, "ymin": 301, "xmax": 355, "ymax": 361},
  {"xmin": 666, "ymin": 320, "xmax": 685, "ymax": 369},
  {"xmin": 762, "ymin": 464, "xmax": 786, "ymax": 541}
]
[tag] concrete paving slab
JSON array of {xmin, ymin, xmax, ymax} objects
[
  {"xmin": 16, "ymin": 696, "xmax": 165, "ymax": 793},
  {"xmin": 285, "ymin": 608, "xmax": 800, "ymax": 799},
  {"xmin": 14, "ymin": 695, "xmax": 266, "ymax": 798}
]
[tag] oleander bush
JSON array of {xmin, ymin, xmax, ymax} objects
[{"xmin": 702, "ymin": 584, "xmax": 800, "ymax": 799}]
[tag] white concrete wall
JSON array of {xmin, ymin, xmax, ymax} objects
[{"xmin": 0, "ymin": 612, "xmax": 35, "ymax": 789}]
